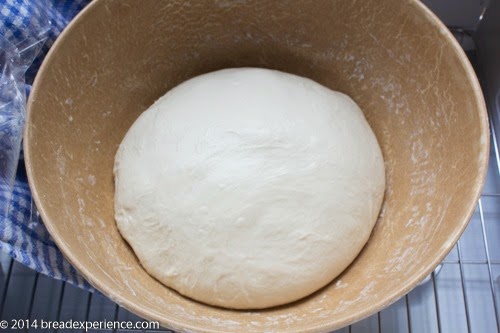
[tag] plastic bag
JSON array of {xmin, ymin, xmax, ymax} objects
[
  {"xmin": 0, "ymin": 0, "xmax": 50, "ymax": 224},
  {"xmin": 0, "ymin": 0, "xmax": 94, "ymax": 291}
]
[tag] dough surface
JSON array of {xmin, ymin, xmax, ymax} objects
[{"xmin": 114, "ymin": 68, "xmax": 385, "ymax": 309}]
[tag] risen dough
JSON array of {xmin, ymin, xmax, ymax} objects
[{"xmin": 114, "ymin": 68, "xmax": 385, "ymax": 309}]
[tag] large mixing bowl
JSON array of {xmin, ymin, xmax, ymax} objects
[{"xmin": 24, "ymin": 0, "xmax": 489, "ymax": 332}]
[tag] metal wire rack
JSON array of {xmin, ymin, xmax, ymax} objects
[{"xmin": 0, "ymin": 30, "xmax": 499, "ymax": 333}]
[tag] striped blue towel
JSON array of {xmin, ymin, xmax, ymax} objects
[{"xmin": 0, "ymin": 0, "xmax": 93, "ymax": 290}]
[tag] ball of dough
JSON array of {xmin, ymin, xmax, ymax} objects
[{"xmin": 114, "ymin": 68, "xmax": 385, "ymax": 309}]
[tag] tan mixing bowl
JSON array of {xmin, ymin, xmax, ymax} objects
[{"xmin": 24, "ymin": 0, "xmax": 489, "ymax": 332}]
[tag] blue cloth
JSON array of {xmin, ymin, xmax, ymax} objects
[{"xmin": 0, "ymin": 0, "xmax": 92, "ymax": 290}]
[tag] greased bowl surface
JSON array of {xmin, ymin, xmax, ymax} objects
[{"xmin": 25, "ymin": 1, "xmax": 489, "ymax": 332}]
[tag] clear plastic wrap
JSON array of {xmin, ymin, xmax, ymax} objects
[
  {"xmin": 0, "ymin": 0, "xmax": 93, "ymax": 291},
  {"xmin": 0, "ymin": 0, "xmax": 50, "ymax": 220}
]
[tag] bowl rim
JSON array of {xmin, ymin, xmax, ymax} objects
[{"xmin": 24, "ymin": 0, "xmax": 490, "ymax": 332}]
